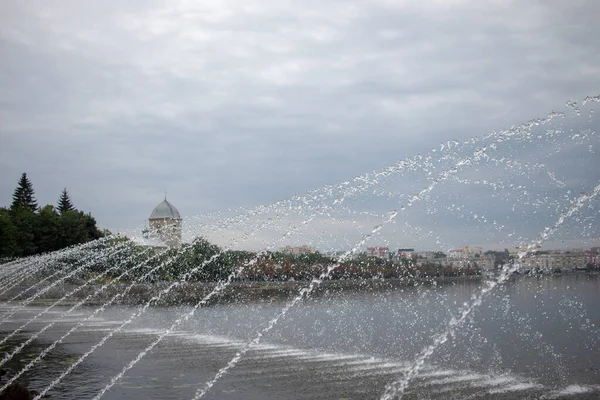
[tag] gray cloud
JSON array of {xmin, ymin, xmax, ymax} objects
[{"xmin": 1, "ymin": 0, "xmax": 599, "ymax": 251}]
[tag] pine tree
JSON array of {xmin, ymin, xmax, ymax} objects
[
  {"xmin": 57, "ymin": 188, "xmax": 75, "ymax": 215},
  {"xmin": 11, "ymin": 173, "xmax": 38, "ymax": 212}
]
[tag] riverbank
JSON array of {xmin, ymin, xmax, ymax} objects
[
  {"xmin": 1, "ymin": 275, "xmax": 485, "ymax": 307},
  {"xmin": 3, "ymin": 271, "xmax": 598, "ymax": 307}
]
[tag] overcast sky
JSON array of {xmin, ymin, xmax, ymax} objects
[{"xmin": 1, "ymin": 0, "xmax": 599, "ymax": 251}]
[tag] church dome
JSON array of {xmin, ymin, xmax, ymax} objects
[{"xmin": 149, "ymin": 199, "xmax": 181, "ymax": 220}]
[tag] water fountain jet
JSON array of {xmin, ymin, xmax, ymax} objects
[{"xmin": 0, "ymin": 96, "xmax": 598, "ymax": 400}]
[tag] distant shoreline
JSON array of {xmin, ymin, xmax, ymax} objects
[
  {"xmin": 3, "ymin": 271, "xmax": 598, "ymax": 307},
  {"xmin": 2, "ymin": 275, "xmax": 483, "ymax": 307}
]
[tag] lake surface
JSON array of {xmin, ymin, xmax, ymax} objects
[{"xmin": 1, "ymin": 273, "xmax": 600, "ymax": 399}]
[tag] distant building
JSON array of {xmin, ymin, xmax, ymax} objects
[
  {"xmin": 281, "ymin": 245, "xmax": 316, "ymax": 255},
  {"xmin": 144, "ymin": 196, "xmax": 182, "ymax": 247},
  {"xmin": 479, "ymin": 254, "xmax": 496, "ymax": 270},
  {"xmin": 367, "ymin": 246, "xmax": 389, "ymax": 259},
  {"xmin": 397, "ymin": 248, "xmax": 415, "ymax": 260},
  {"xmin": 584, "ymin": 251, "xmax": 597, "ymax": 266},
  {"xmin": 448, "ymin": 245, "xmax": 484, "ymax": 259},
  {"xmin": 414, "ymin": 251, "xmax": 435, "ymax": 260},
  {"xmin": 519, "ymin": 251, "xmax": 587, "ymax": 270}
]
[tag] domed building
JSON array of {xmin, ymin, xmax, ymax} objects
[{"xmin": 146, "ymin": 196, "xmax": 182, "ymax": 247}]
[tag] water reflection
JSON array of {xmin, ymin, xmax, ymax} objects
[{"xmin": 1, "ymin": 273, "xmax": 599, "ymax": 399}]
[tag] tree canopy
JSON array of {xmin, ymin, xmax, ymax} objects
[{"xmin": 0, "ymin": 174, "xmax": 104, "ymax": 258}]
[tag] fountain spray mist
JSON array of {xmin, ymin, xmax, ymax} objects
[
  {"xmin": 0, "ymin": 240, "xmax": 130, "ymax": 327},
  {"xmin": 380, "ymin": 182, "xmax": 600, "ymax": 400},
  {"xmin": 80, "ymin": 100, "xmax": 583, "ymax": 400},
  {"xmin": 189, "ymin": 100, "xmax": 597, "ymax": 399},
  {"xmin": 0, "ymin": 238, "xmax": 113, "ymax": 298},
  {"xmin": 1, "ymin": 246, "xmax": 170, "ymax": 393},
  {"xmin": 34, "ymin": 212, "xmax": 296, "ymax": 398},
  {"xmin": 0, "ymin": 243, "xmax": 151, "ymax": 368}
]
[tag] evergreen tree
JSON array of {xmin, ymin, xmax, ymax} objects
[
  {"xmin": 1, "ymin": 178, "xmax": 105, "ymax": 257},
  {"xmin": 57, "ymin": 188, "xmax": 75, "ymax": 215},
  {"xmin": 11, "ymin": 173, "xmax": 38, "ymax": 212}
]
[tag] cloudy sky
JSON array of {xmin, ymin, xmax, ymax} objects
[{"xmin": 1, "ymin": 0, "xmax": 599, "ymax": 251}]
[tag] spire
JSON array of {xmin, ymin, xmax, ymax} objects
[{"xmin": 165, "ymin": 191, "xmax": 167, "ymax": 201}]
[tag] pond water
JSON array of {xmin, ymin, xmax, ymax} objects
[{"xmin": 1, "ymin": 273, "xmax": 599, "ymax": 399}]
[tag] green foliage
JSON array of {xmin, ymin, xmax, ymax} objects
[
  {"xmin": 100, "ymin": 237, "xmax": 240, "ymax": 283},
  {"xmin": 35, "ymin": 205, "xmax": 60, "ymax": 254},
  {"xmin": 73, "ymin": 237, "xmax": 482, "ymax": 285},
  {"xmin": 57, "ymin": 188, "xmax": 75, "ymax": 215},
  {"xmin": 0, "ymin": 208, "xmax": 19, "ymax": 257},
  {"xmin": 11, "ymin": 173, "xmax": 38, "ymax": 212},
  {"xmin": 0, "ymin": 173, "xmax": 105, "ymax": 257},
  {"xmin": 10, "ymin": 206, "xmax": 37, "ymax": 257},
  {"xmin": 58, "ymin": 210, "xmax": 92, "ymax": 248},
  {"xmin": 164, "ymin": 237, "xmax": 227, "ymax": 281}
]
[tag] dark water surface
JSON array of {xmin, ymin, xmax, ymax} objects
[{"xmin": 1, "ymin": 274, "xmax": 599, "ymax": 399}]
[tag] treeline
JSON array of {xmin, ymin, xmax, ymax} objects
[
  {"xmin": 0, "ymin": 173, "xmax": 105, "ymax": 258},
  {"xmin": 82, "ymin": 237, "xmax": 481, "ymax": 284},
  {"xmin": 82, "ymin": 238, "xmax": 330, "ymax": 283}
]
